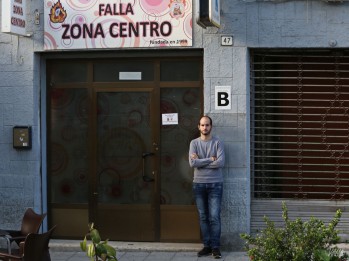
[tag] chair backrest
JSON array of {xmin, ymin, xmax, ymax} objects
[
  {"xmin": 23, "ymin": 225, "xmax": 57, "ymax": 261},
  {"xmin": 21, "ymin": 208, "xmax": 47, "ymax": 236}
]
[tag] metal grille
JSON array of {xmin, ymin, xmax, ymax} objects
[{"xmin": 251, "ymin": 50, "xmax": 349, "ymax": 200}]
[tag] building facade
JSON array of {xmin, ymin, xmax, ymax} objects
[{"xmin": 1, "ymin": 0, "xmax": 349, "ymax": 250}]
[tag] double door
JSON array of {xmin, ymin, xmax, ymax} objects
[{"xmin": 47, "ymin": 58, "xmax": 202, "ymax": 242}]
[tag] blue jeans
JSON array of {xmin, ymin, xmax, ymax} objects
[{"xmin": 193, "ymin": 182, "xmax": 223, "ymax": 249}]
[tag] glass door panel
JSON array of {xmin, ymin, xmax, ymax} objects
[
  {"xmin": 48, "ymin": 88, "xmax": 89, "ymax": 238},
  {"xmin": 160, "ymin": 88, "xmax": 201, "ymax": 242},
  {"xmin": 96, "ymin": 91, "xmax": 156, "ymax": 241}
]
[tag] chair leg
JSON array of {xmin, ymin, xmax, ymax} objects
[{"xmin": 4, "ymin": 236, "xmax": 11, "ymax": 255}]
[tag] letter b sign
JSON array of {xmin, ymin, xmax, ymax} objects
[{"xmin": 215, "ymin": 86, "xmax": 231, "ymax": 110}]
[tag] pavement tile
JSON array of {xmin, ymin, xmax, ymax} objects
[
  {"xmin": 118, "ymin": 251, "xmax": 151, "ymax": 261},
  {"xmin": 143, "ymin": 251, "xmax": 176, "ymax": 261},
  {"xmin": 50, "ymin": 251, "xmax": 76, "ymax": 260},
  {"xmin": 223, "ymin": 252, "xmax": 249, "ymax": 261},
  {"xmin": 50, "ymin": 250, "xmax": 250, "ymax": 261},
  {"xmin": 66, "ymin": 253, "xmax": 88, "ymax": 261}
]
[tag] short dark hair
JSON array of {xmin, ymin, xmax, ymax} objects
[{"xmin": 199, "ymin": 115, "xmax": 213, "ymax": 126}]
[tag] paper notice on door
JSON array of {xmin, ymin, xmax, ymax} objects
[{"xmin": 162, "ymin": 113, "xmax": 178, "ymax": 125}]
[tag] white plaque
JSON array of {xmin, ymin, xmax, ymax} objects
[
  {"xmin": 221, "ymin": 36, "xmax": 233, "ymax": 46},
  {"xmin": 119, "ymin": 72, "xmax": 142, "ymax": 80},
  {"xmin": 215, "ymin": 86, "xmax": 231, "ymax": 110},
  {"xmin": 162, "ymin": 113, "xmax": 178, "ymax": 125}
]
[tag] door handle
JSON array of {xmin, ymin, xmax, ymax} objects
[
  {"xmin": 142, "ymin": 152, "xmax": 154, "ymax": 158},
  {"xmin": 142, "ymin": 152, "xmax": 155, "ymax": 182}
]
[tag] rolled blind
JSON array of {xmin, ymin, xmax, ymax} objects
[{"xmin": 251, "ymin": 50, "xmax": 349, "ymax": 200}]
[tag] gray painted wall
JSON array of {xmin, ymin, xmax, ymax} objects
[
  {"xmin": 0, "ymin": 11, "xmax": 42, "ymax": 229},
  {"xmin": 0, "ymin": 0, "xmax": 347, "ymax": 250}
]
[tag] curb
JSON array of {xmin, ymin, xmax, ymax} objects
[{"xmin": 49, "ymin": 240, "xmax": 202, "ymax": 252}]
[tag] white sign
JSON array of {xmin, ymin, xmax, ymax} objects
[
  {"xmin": 215, "ymin": 86, "xmax": 231, "ymax": 110},
  {"xmin": 221, "ymin": 36, "xmax": 233, "ymax": 46},
  {"xmin": 162, "ymin": 113, "xmax": 178, "ymax": 125},
  {"xmin": 44, "ymin": 0, "xmax": 193, "ymax": 50},
  {"xmin": 119, "ymin": 72, "xmax": 142, "ymax": 80},
  {"xmin": 1, "ymin": 0, "xmax": 27, "ymax": 36}
]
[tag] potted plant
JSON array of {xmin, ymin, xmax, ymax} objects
[
  {"xmin": 240, "ymin": 202, "xmax": 348, "ymax": 261},
  {"xmin": 80, "ymin": 223, "xmax": 118, "ymax": 261}
]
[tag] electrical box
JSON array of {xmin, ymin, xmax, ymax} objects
[{"xmin": 13, "ymin": 126, "xmax": 32, "ymax": 149}]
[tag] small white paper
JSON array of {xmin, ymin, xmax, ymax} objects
[
  {"xmin": 162, "ymin": 113, "xmax": 178, "ymax": 125},
  {"xmin": 119, "ymin": 72, "xmax": 142, "ymax": 80}
]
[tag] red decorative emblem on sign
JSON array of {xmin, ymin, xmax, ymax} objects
[{"xmin": 49, "ymin": 0, "xmax": 67, "ymax": 23}]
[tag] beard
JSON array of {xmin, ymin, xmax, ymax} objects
[{"xmin": 200, "ymin": 129, "xmax": 211, "ymax": 136}]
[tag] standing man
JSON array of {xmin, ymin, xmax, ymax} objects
[{"xmin": 189, "ymin": 116, "xmax": 225, "ymax": 259}]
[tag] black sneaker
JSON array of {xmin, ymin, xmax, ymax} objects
[
  {"xmin": 212, "ymin": 248, "xmax": 222, "ymax": 259},
  {"xmin": 197, "ymin": 247, "xmax": 212, "ymax": 257}
]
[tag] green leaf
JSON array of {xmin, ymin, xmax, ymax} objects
[
  {"xmin": 100, "ymin": 253, "xmax": 107, "ymax": 261},
  {"xmin": 87, "ymin": 243, "xmax": 95, "ymax": 258},
  {"xmin": 104, "ymin": 243, "xmax": 117, "ymax": 257},
  {"xmin": 96, "ymin": 243, "xmax": 107, "ymax": 256},
  {"xmin": 90, "ymin": 228, "xmax": 101, "ymax": 243},
  {"xmin": 80, "ymin": 236, "xmax": 87, "ymax": 251},
  {"xmin": 89, "ymin": 222, "xmax": 94, "ymax": 230}
]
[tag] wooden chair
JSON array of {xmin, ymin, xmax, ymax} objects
[
  {"xmin": 0, "ymin": 208, "xmax": 47, "ymax": 254},
  {"xmin": 0, "ymin": 225, "xmax": 56, "ymax": 261}
]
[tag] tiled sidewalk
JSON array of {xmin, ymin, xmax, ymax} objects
[
  {"xmin": 49, "ymin": 240, "xmax": 249, "ymax": 261},
  {"xmin": 50, "ymin": 250, "xmax": 249, "ymax": 261},
  {"xmin": 49, "ymin": 241, "xmax": 349, "ymax": 261}
]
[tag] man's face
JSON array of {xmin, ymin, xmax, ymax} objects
[{"xmin": 198, "ymin": 117, "xmax": 212, "ymax": 136}]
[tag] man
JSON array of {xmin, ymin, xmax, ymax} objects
[{"xmin": 189, "ymin": 115, "xmax": 225, "ymax": 259}]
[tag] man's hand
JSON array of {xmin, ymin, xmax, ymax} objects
[
  {"xmin": 211, "ymin": 156, "xmax": 217, "ymax": 161},
  {"xmin": 191, "ymin": 153, "xmax": 198, "ymax": 159}
]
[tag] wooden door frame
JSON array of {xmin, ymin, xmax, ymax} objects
[{"xmin": 46, "ymin": 55, "xmax": 203, "ymax": 241}]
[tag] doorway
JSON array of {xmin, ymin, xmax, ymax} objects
[{"xmin": 46, "ymin": 55, "xmax": 202, "ymax": 242}]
